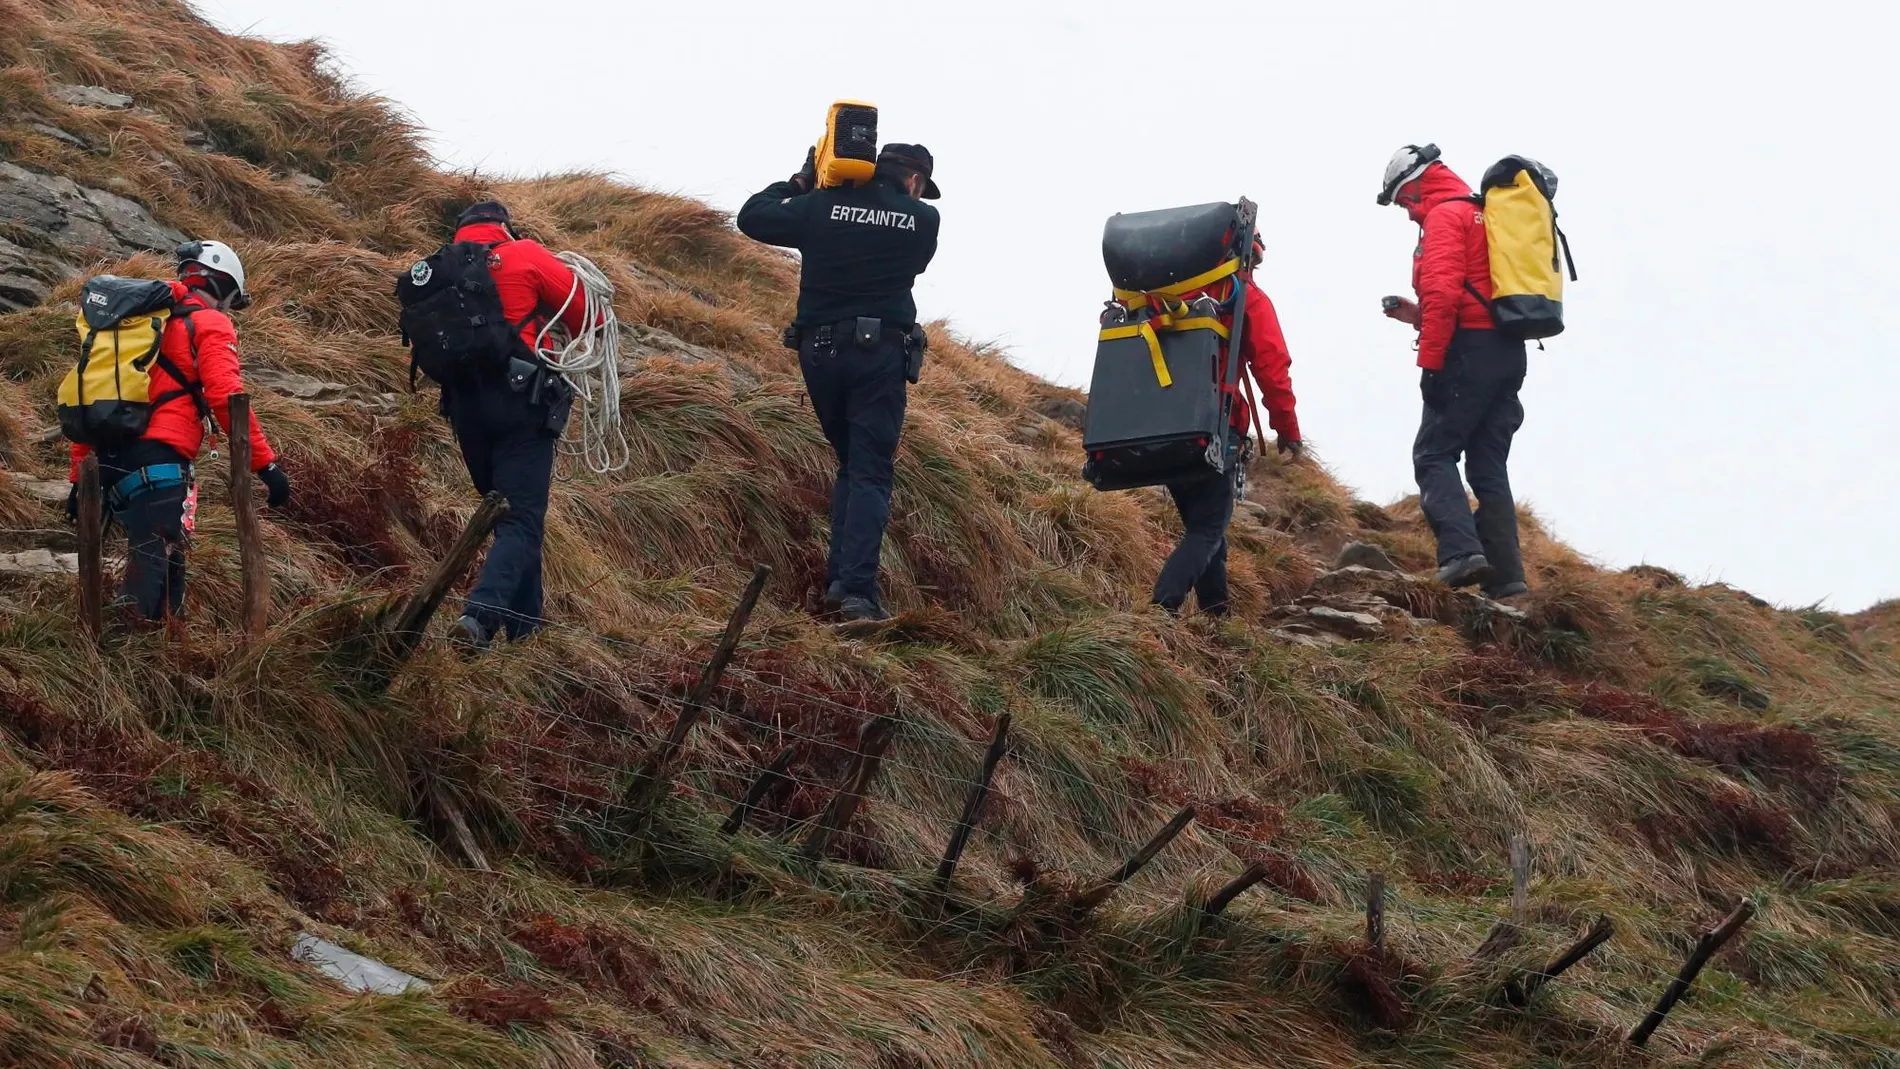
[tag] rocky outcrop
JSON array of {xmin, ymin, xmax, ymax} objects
[
  {"xmin": 621, "ymin": 322, "xmax": 762, "ymax": 391},
  {"xmin": 1331, "ymin": 541, "xmax": 1401, "ymax": 573},
  {"xmin": 1270, "ymin": 589, "xmax": 1417, "ymax": 645},
  {"xmin": 0, "ymin": 549, "xmax": 78, "ymax": 576},
  {"xmin": 1032, "ymin": 393, "xmax": 1088, "ymax": 432},
  {"xmin": 0, "ymin": 162, "xmax": 186, "ymax": 312},
  {"xmin": 246, "ymin": 367, "xmax": 401, "ymax": 415},
  {"xmin": 46, "ymin": 83, "xmax": 133, "ymax": 109}
]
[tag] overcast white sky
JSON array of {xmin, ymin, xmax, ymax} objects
[{"xmin": 198, "ymin": 0, "xmax": 1898, "ymax": 612}]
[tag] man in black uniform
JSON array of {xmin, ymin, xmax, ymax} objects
[{"xmin": 737, "ymin": 143, "xmax": 941, "ymax": 622}]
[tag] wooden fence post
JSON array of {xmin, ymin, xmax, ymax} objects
[
  {"xmin": 623, "ymin": 564, "xmax": 772, "ymax": 817},
  {"xmin": 381, "ymin": 491, "xmax": 509, "ymax": 667},
  {"xmin": 1366, "ymin": 872, "xmax": 1387, "ymax": 954},
  {"xmin": 721, "ymin": 744, "xmax": 798, "ymax": 835},
  {"xmin": 801, "ymin": 715, "xmax": 900, "ymax": 863},
  {"xmin": 425, "ymin": 780, "xmax": 492, "ymax": 872},
  {"xmin": 77, "ymin": 455, "xmax": 103, "ymax": 640},
  {"xmin": 1201, "ymin": 861, "xmax": 1272, "ymax": 919},
  {"xmin": 1629, "ymin": 901, "xmax": 1755, "ymax": 1046},
  {"xmin": 1505, "ymin": 914, "xmax": 1615, "ymax": 1007},
  {"xmin": 1069, "ymin": 806, "xmax": 1197, "ymax": 916},
  {"xmin": 1476, "ymin": 834, "xmax": 1533, "ymax": 960},
  {"xmin": 226, "ymin": 393, "xmax": 268, "ymax": 638},
  {"xmin": 933, "ymin": 714, "xmax": 1011, "ymax": 892}
]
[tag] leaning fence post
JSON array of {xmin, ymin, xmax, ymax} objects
[
  {"xmin": 424, "ymin": 780, "xmax": 492, "ymax": 872},
  {"xmin": 721, "ymin": 744, "xmax": 798, "ymax": 836},
  {"xmin": 77, "ymin": 455, "xmax": 103, "ymax": 640},
  {"xmin": 623, "ymin": 564, "xmax": 772, "ymax": 818},
  {"xmin": 1201, "ymin": 861, "xmax": 1272, "ymax": 919},
  {"xmin": 226, "ymin": 393, "xmax": 268, "ymax": 638},
  {"xmin": 1069, "ymin": 806, "xmax": 1196, "ymax": 916},
  {"xmin": 381, "ymin": 491, "xmax": 509, "ymax": 667},
  {"xmin": 1506, "ymin": 914, "xmax": 1615, "ymax": 1007},
  {"xmin": 1629, "ymin": 900, "xmax": 1755, "ymax": 1046},
  {"xmin": 801, "ymin": 714, "xmax": 900, "ymax": 863},
  {"xmin": 933, "ymin": 713, "xmax": 1011, "ymax": 892}
]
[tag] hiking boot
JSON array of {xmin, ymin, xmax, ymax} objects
[
  {"xmin": 451, "ymin": 614, "xmax": 492, "ymax": 653},
  {"xmin": 1435, "ymin": 554, "xmax": 1493, "ymax": 589},
  {"xmin": 823, "ymin": 581, "xmax": 848, "ymax": 611},
  {"xmin": 1484, "ymin": 580, "xmax": 1530, "ymax": 600},
  {"xmin": 838, "ymin": 596, "xmax": 891, "ymax": 623}
]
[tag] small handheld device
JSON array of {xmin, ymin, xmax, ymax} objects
[{"xmin": 1381, "ymin": 295, "xmax": 1403, "ymax": 311}]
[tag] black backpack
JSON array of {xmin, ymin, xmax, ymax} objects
[{"xmin": 395, "ymin": 241, "xmax": 534, "ymax": 387}]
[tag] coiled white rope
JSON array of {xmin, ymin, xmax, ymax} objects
[{"xmin": 535, "ymin": 252, "xmax": 628, "ymax": 474}]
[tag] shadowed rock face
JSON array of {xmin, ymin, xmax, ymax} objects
[{"xmin": 0, "ymin": 161, "xmax": 186, "ymax": 311}]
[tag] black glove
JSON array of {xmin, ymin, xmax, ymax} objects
[
  {"xmin": 790, "ymin": 146, "xmax": 817, "ymax": 193},
  {"xmin": 65, "ymin": 482, "xmax": 78, "ymax": 523},
  {"xmin": 257, "ymin": 462, "xmax": 291, "ymax": 508},
  {"xmin": 1276, "ymin": 436, "xmax": 1302, "ymax": 458}
]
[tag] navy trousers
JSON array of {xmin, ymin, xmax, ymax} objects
[
  {"xmin": 1152, "ymin": 431, "xmax": 1241, "ymax": 615},
  {"xmin": 1413, "ymin": 327, "xmax": 1528, "ymax": 591},
  {"xmin": 446, "ymin": 381, "xmax": 568, "ymax": 640},
  {"xmin": 800, "ymin": 331, "xmax": 908, "ymax": 607}
]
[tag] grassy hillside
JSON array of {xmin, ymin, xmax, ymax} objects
[{"xmin": 1, "ymin": 2, "xmax": 1897, "ymax": 1066}]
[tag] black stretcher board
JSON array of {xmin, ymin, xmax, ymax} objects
[
  {"xmin": 1082, "ymin": 198, "xmax": 1257, "ymax": 492},
  {"xmin": 1081, "ymin": 326, "xmax": 1226, "ymax": 491}
]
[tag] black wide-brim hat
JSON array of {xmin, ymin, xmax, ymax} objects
[{"xmin": 877, "ymin": 144, "xmax": 940, "ymax": 199}]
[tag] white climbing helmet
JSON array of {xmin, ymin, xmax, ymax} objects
[
  {"xmin": 176, "ymin": 239, "xmax": 250, "ymax": 308},
  {"xmin": 1377, "ymin": 143, "xmax": 1441, "ymax": 206}
]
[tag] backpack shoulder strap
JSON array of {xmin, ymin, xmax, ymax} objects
[{"xmin": 149, "ymin": 310, "xmax": 216, "ymax": 422}]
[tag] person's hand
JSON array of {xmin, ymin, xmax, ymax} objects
[
  {"xmin": 1382, "ymin": 296, "xmax": 1420, "ymax": 326},
  {"xmin": 64, "ymin": 482, "xmax": 78, "ymax": 523},
  {"xmin": 1276, "ymin": 436, "xmax": 1303, "ymax": 458},
  {"xmin": 790, "ymin": 146, "xmax": 818, "ymax": 193},
  {"xmin": 257, "ymin": 462, "xmax": 291, "ymax": 508}
]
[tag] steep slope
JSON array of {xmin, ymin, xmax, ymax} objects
[{"xmin": 2, "ymin": 3, "xmax": 1898, "ymax": 1067}]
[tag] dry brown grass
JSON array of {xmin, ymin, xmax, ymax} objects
[{"xmin": 0, "ymin": 2, "xmax": 1896, "ymax": 1066}]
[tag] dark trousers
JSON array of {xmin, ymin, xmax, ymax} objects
[
  {"xmin": 98, "ymin": 442, "xmax": 194, "ymax": 620},
  {"xmin": 114, "ymin": 483, "xmax": 193, "ymax": 619},
  {"xmin": 1152, "ymin": 432, "xmax": 1240, "ymax": 615},
  {"xmin": 800, "ymin": 331, "xmax": 908, "ymax": 605},
  {"xmin": 1413, "ymin": 328, "xmax": 1528, "ymax": 590},
  {"xmin": 446, "ymin": 381, "xmax": 566, "ymax": 640}
]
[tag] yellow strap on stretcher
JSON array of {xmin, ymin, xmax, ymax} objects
[
  {"xmin": 1097, "ymin": 314, "xmax": 1229, "ymax": 389},
  {"xmin": 1110, "ymin": 257, "xmax": 1242, "ymax": 305}
]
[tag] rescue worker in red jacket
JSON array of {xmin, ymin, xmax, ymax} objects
[
  {"xmin": 440, "ymin": 200, "xmax": 588, "ymax": 650},
  {"xmin": 1378, "ymin": 144, "xmax": 1529, "ymax": 600},
  {"xmin": 66, "ymin": 240, "xmax": 290, "ymax": 619},
  {"xmin": 1151, "ymin": 256, "xmax": 1300, "ymax": 616}
]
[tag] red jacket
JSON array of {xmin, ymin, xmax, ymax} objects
[
  {"xmin": 452, "ymin": 223, "xmax": 590, "ymax": 352},
  {"xmin": 69, "ymin": 282, "xmax": 274, "ymax": 479},
  {"xmin": 1406, "ymin": 162, "xmax": 1495, "ymax": 370},
  {"xmin": 1169, "ymin": 276, "xmax": 1298, "ymax": 442}
]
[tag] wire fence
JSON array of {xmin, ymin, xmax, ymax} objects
[
  {"xmin": 3, "ymin": 508, "xmax": 1891, "ymax": 1061},
  {"xmin": 423, "ymin": 605, "xmax": 1892, "ymax": 1060}
]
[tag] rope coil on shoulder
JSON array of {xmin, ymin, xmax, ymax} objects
[{"xmin": 536, "ymin": 252, "xmax": 627, "ymax": 475}]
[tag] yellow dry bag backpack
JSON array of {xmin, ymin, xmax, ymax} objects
[
  {"xmin": 56, "ymin": 276, "xmax": 206, "ymax": 448},
  {"xmin": 1470, "ymin": 156, "xmax": 1576, "ymax": 340},
  {"xmin": 815, "ymin": 100, "xmax": 878, "ymax": 190}
]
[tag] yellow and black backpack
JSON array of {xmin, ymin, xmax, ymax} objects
[
  {"xmin": 1469, "ymin": 156, "xmax": 1577, "ymax": 340},
  {"xmin": 56, "ymin": 276, "xmax": 207, "ymax": 448}
]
